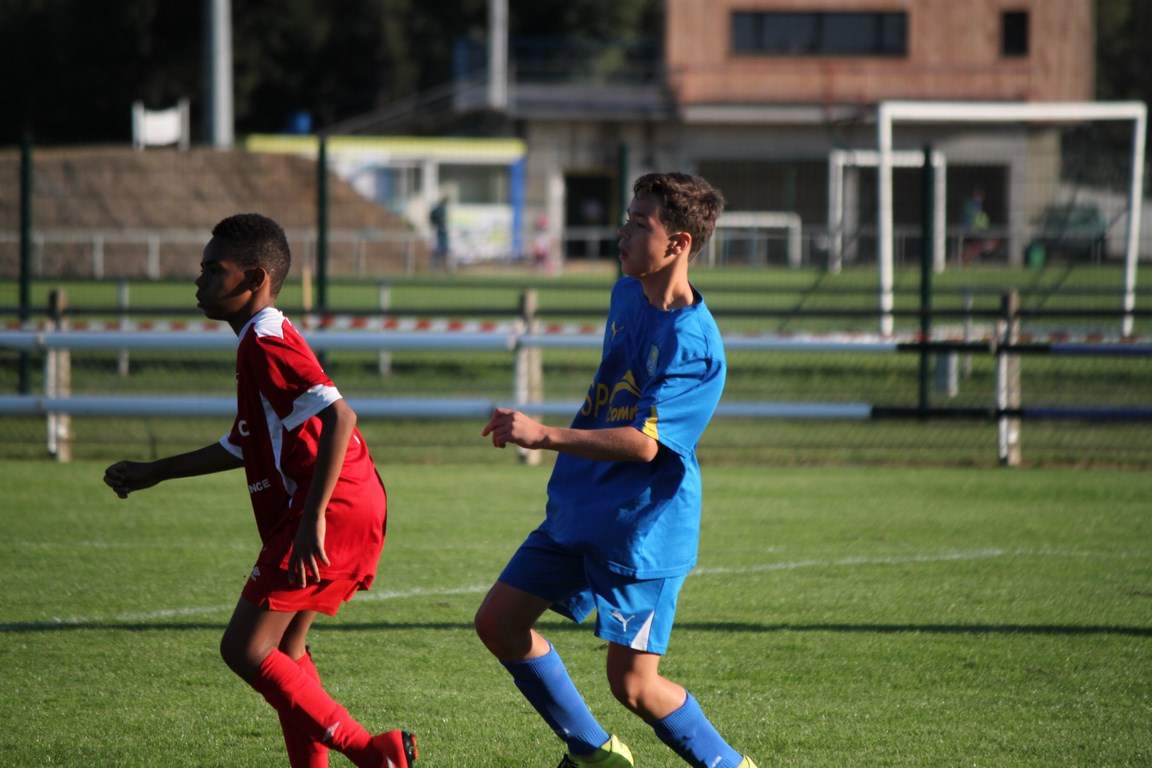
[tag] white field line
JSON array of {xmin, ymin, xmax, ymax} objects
[
  {"xmin": 691, "ymin": 548, "xmax": 1009, "ymax": 575},
  {"xmin": 28, "ymin": 548, "xmax": 1141, "ymax": 627}
]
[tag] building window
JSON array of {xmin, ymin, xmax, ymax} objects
[
  {"xmin": 1001, "ymin": 11, "xmax": 1029, "ymax": 57},
  {"xmin": 731, "ymin": 11, "xmax": 907, "ymax": 57}
]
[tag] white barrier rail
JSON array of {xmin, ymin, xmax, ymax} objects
[
  {"xmin": 0, "ymin": 329, "xmax": 902, "ymax": 353},
  {"xmin": 0, "ymin": 327, "xmax": 902, "ymax": 463},
  {"xmin": 0, "ymin": 330, "xmax": 519, "ymax": 353},
  {"xmin": 0, "ymin": 395, "xmax": 874, "ymax": 421},
  {"xmin": 4, "ymin": 326, "xmax": 1148, "ymax": 465}
]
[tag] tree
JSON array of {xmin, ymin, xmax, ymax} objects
[{"xmin": 1096, "ymin": 0, "xmax": 1152, "ymax": 130}]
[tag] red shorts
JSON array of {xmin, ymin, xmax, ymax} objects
[{"xmin": 241, "ymin": 565, "xmax": 364, "ymax": 616}]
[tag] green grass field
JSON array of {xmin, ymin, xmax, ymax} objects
[
  {"xmin": 2, "ymin": 461, "xmax": 1150, "ymax": 766},
  {"xmin": 3, "ymin": 263, "xmax": 1147, "ymax": 335}
]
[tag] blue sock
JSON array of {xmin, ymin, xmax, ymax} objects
[
  {"xmin": 651, "ymin": 692, "xmax": 743, "ymax": 768},
  {"xmin": 502, "ymin": 645, "xmax": 610, "ymax": 756}
]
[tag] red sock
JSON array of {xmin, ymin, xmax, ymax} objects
[
  {"xmin": 278, "ymin": 649, "xmax": 330, "ymax": 768},
  {"xmin": 251, "ymin": 649, "xmax": 380, "ymax": 768}
]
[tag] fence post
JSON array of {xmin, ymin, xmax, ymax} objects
[
  {"xmin": 93, "ymin": 234, "xmax": 104, "ymax": 280},
  {"xmin": 996, "ymin": 290, "xmax": 1021, "ymax": 466},
  {"xmin": 300, "ymin": 264, "xmax": 314, "ymax": 327},
  {"xmin": 117, "ymin": 280, "xmax": 131, "ymax": 376},
  {"xmin": 962, "ymin": 289, "xmax": 974, "ymax": 378},
  {"xmin": 46, "ymin": 288, "xmax": 72, "ymax": 463},
  {"xmin": 404, "ymin": 234, "xmax": 415, "ymax": 275},
  {"xmin": 18, "ymin": 131, "xmax": 33, "ymax": 394},
  {"xmin": 147, "ymin": 236, "xmax": 160, "ymax": 280},
  {"xmin": 515, "ymin": 288, "xmax": 542, "ymax": 466},
  {"xmin": 378, "ymin": 281, "xmax": 392, "ymax": 376},
  {"xmin": 917, "ymin": 144, "xmax": 934, "ymax": 414}
]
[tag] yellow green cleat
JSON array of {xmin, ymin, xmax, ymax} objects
[
  {"xmin": 556, "ymin": 735, "xmax": 635, "ymax": 767},
  {"xmin": 736, "ymin": 757, "xmax": 759, "ymax": 768}
]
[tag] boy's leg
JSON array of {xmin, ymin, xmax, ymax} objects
[
  {"xmin": 221, "ymin": 597, "xmax": 413, "ymax": 768},
  {"xmin": 277, "ymin": 611, "xmax": 329, "ymax": 768},
  {"xmin": 606, "ymin": 644, "xmax": 747, "ymax": 768},
  {"xmin": 475, "ymin": 580, "xmax": 613, "ymax": 759}
]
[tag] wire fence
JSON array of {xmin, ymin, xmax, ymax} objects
[
  {"xmin": 2, "ymin": 121, "xmax": 1150, "ymax": 466},
  {"xmin": 2, "ymin": 283, "xmax": 1150, "ymax": 467}
]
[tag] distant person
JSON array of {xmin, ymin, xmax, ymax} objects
[
  {"xmin": 429, "ymin": 195, "xmax": 450, "ymax": 268},
  {"xmin": 532, "ymin": 213, "xmax": 554, "ymax": 272},
  {"xmin": 476, "ymin": 173, "xmax": 758, "ymax": 768},
  {"xmin": 961, "ymin": 187, "xmax": 992, "ymax": 264},
  {"xmin": 103, "ymin": 214, "xmax": 418, "ymax": 768}
]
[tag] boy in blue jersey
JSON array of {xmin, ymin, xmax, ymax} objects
[{"xmin": 477, "ymin": 173, "xmax": 756, "ymax": 768}]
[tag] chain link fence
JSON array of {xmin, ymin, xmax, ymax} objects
[{"xmin": 2, "ymin": 131, "xmax": 1149, "ymax": 466}]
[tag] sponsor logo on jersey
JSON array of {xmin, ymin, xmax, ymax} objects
[
  {"xmin": 581, "ymin": 370, "xmax": 641, "ymax": 423},
  {"xmin": 248, "ymin": 477, "xmax": 272, "ymax": 494},
  {"xmin": 646, "ymin": 344, "xmax": 659, "ymax": 376}
]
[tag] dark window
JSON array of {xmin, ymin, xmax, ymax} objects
[
  {"xmin": 731, "ymin": 11, "xmax": 906, "ymax": 56},
  {"xmin": 1001, "ymin": 11, "xmax": 1029, "ymax": 57}
]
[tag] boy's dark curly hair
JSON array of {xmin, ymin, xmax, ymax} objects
[
  {"xmin": 211, "ymin": 213, "xmax": 292, "ymax": 295},
  {"xmin": 632, "ymin": 173, "xmax": 725, "ymax": 258}
]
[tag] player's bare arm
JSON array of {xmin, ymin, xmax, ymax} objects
[
  {"xmin": 482, "ymin": 407, "xmax": 658, "ymax": 462},
  {"xmin": 103, "ymin": 442, "xmax": 243, "ymax": 499},
  {"xmin": 289, "ymin": 398, "xmax": 357, "ymax": 585}
]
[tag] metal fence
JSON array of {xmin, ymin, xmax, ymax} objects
[{"xmin": 2, "ymin": 285, "xmax": 1149, "ymax": 467}]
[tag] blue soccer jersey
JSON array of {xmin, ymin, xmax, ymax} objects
[{"xmin": 541, "ymin": 277, "xmax": 726, "ymax": 578}]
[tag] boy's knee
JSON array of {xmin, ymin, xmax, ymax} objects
[
  {"xmin": 473, "ymin": 604, "xmax": 506, "ymax": 650},
  {"xmin": 219, "ymin": 631, "xmax": 265, "ymax": 678},
  {"xmin": 607, "ymin": 668, "xmax": 648, "ymax": 711},
  {"xmin": 475, "ymin": 603, "xmax": 541, "ymax": 661},
  {"xmin": 218, "ymin": 633, "xmax": 242, "ymax": 672}
]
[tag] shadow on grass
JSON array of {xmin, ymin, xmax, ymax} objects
[{"xmin": 3, "ymin": 620, "xmax": 1150, "ymax": 637}]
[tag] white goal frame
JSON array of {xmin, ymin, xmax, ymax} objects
[
  {"xmin": 828, "ymin": 148, "xmax": 946, "ymax": 275},
  {"xmin": 877, "ymin": 100, "xmax": 1147, "ymax": 336},
  {"xmin": 706, "ymin": 211, "xmax": 804, "ymax": 268}
]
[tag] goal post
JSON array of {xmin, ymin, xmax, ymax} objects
[
  {"xmin": 706, "ymin": 211, "xmax": 804, "ymax": 268},
  {"xmin": 829, "ymin": 148, "xmax": 946, "ymax": 275},
  {"xmin": 876, "ymin": 100, "xmax": 1147, "ymax": 337}
]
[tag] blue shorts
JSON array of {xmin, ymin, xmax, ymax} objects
[{"xmin": 498, "ymin": 528, "xmax": 686, "ymax": 655}]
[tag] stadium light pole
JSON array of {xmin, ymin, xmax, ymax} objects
[
  {"xmin": 203, "ymin": 0, "xmax": 234, "ymax": 148},
  {"xmin": 487, "ymin": 0, "xmax": 508, "ymax": 111}
]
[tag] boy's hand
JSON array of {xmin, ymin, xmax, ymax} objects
[
  {"xmin": 481, "ymin": 408, "xmax": 548, "ymax": 449},
  {"xmin": 289, "ymin": 513, "xmax": 330, "ymax": 586},
  {"xmin": 103, "ymin": 460, "xmax": 160, "ymax": 499}
]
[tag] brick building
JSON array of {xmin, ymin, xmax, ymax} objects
[{"xmin": 506, "ymin": 0, "xmax": 1111, "ymax": 269}]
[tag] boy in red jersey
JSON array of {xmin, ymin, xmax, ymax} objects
[{"xmin": 103, "ymin": 213, "xmax": 417, "ymax": 768}]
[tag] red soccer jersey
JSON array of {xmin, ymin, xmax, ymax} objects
[{"xmin": 219, "ymin": 307, "xmax": 386, "ymax": 587}]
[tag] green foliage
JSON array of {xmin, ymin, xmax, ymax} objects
[
  {"xmin": 1, "ymin": 462, "xmax": 1150, "ymax": 765},
  {"xmin": 0, "ymin": 0, "xmax": 659, "ymax": 143}
]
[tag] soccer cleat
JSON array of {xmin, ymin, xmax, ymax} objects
[
  {"xmin": 556, "ymin": 734, "xmax": 634, "ymax": 767},
  {"xmin": 371, "ymin": 729, "xmax": 418, "ymax": 767},
  {"xmin": 736, "ymin": 757, "xmax": 759, "ymax": 768}
]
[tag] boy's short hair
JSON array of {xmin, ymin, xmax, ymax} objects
[
  {"xmin": 632, "ymin": 173, "xmax": 725, "ymax": 258},
  {"xmin": 211, "ymin": 213, "xmax": 292, "ymax": 295}
]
